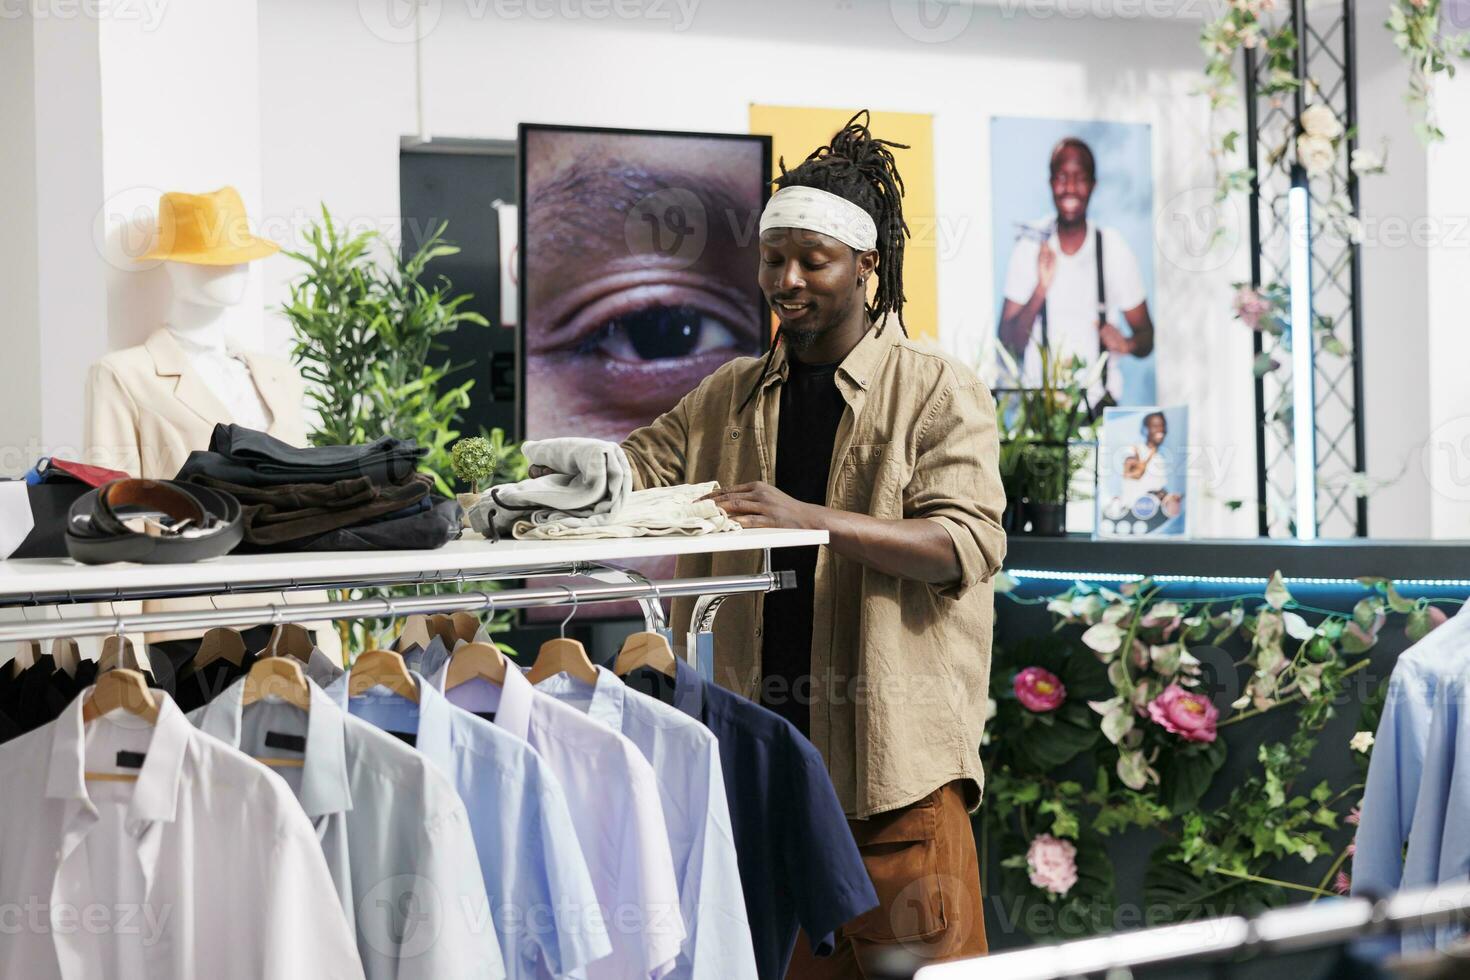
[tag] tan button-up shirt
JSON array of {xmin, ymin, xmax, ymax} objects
[{"xmin": 622, "ymin": 323, "xmax": 1006, "ymax": 818}]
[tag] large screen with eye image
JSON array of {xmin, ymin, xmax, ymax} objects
[{"xmin": 518, "ymin": 123, "xmax": 771, "ymax": 621}]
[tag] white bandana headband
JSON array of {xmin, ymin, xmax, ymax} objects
[{"xmin": 758, "ymin": 185, "xmax": 878, "ymax": 252}]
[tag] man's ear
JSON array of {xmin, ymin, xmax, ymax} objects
[{"xmin": 857, "ymin": 249, "xmax": 879, "ymax": 282}]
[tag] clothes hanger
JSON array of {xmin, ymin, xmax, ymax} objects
[
  {"xmin": 97, "ymin": 604, "xmax": 153, "ymax": 681},
  {"xmin": 10, "ymin": 606, "xmax": 42, "ymax": 677},
  {"xmin": 613, "ymin": 580, "xmax": 676, "ymax": 678},
  {"xmin": 527, "ymin": 586, "xmax": 598, "ymax": 686},
  {"xmin": 82, "ymin": 668, "xmax": 159, "ymax": 782},
  {"xmin": 444, "ymin": 595, "xmax": 507, "ymax": 690},
  {"xmin": 450, "ymin": 611, "xmax": 482, "ymax": 645},
  {"xmin": 264, "ymin": 621, "xmax": 313, "ymax": 662},
  {"xmin": 613, "ymin": 632, "xmax": 677, "ymax": 679},
  {"xmin": 51, "ymin": 637, "xmax": 81, "ymax": 678},
  {"xmin": 241, "ymin": 656, "xmax": 311, "ymax": 767},
  {"xmin": 350, "ymin": 603, "xmax": 420, "ymax": 702},
  {"xmin": 426, "ymin": 614, "xmax": 457, "ymax": 648},
  {"xmin": 242, "ymin": 653, "xmax": 311, "ymax": 712},
  {"xmin": 189, "ymin": 602, "xmax": 247, "ymax": 672},
  {"xmin": 395, "ymin": 614, "xmax": 433, "ymax": 653}
]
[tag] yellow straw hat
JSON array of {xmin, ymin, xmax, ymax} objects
[{"xmin": 138, "ymin": 186, "xmax": 280, "ymax": 265}]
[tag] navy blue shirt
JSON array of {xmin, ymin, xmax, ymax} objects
[{"xmin": 625, "ymin": 657, "xmax": 877, "ymax": 980}]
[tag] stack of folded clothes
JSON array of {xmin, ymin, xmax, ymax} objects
[
  {"xmin": 175, "ymin": 424, "xmax": 463, "ymax": 552},
  {"xmin": 466, "ymin": 437, "xmax": 739, "ymax": 541}
]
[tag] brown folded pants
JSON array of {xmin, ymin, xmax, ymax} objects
[{"xmin": 785, "ymin": 780, "xmax": 988, "ymax": 979}]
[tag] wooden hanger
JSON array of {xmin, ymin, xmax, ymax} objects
[
  {"xmin": 450, "ymin": 611, "xmax": 481, "ymax": 644},
  {"xmin": 51, "ymin": 637, "xmax": 81, "ymax": 678},
  {"xmin": 348, "ymin": 649, "xmax": 420, "ymax": 702},
  {"xmin": 613, "ymin": 631, "xmax": 677, "ymax": 679},
  {"xmin": 395, "ymin": 614, "xmax": 433, "ymax": 653},
  {"xmin": 426, "ymin": 614, "xmax": 457, "ymax": 648},
  {"xmin": 527, "ymin": 589, "xmax": 598, "ymax": 686},
  {"xmin": 99, "ymin": 633, "xmax": 153, "ymax": 681},
  {"xmin": 264, "ymin": 622, "xmax": 313, "ymax": 662},
  {"xmin": 445, "ymin": 642, "xmax": 508, "ymax": 690},
  {"xmin": 242, "ymin": 655, "xmax": 311, "ymax": 712},
  {"xmin": 82, "ymin": 669, "xmax": 159, "ymax": 781},
  {"xmin": 9, "ymin": 640, "xmax": 41, "ymax": 678},
  {"xmin": 190, "ymin": 627, "xmax": 246, "ymax": 671},
  {"xmin": 241, "ymin": 657, "xmax": 310, "ymax": 767}
]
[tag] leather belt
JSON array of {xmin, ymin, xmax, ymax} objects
[{"xmin": 65, "ymin": 479, "xmax": 243, "ymax": 564}]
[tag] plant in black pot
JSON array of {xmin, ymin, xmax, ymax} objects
[{"xmin": 1011, "ymin": 348, "xmax": 1102, "ymax": 536}]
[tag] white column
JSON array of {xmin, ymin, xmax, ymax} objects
[{"xmin": 0, "ymin": 0, "xmax": 264, "ymax": 469}]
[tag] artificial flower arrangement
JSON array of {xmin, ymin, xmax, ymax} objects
[{"xmin": 981, "ymin": 571, "xmax": 1443, "ymax": 938}]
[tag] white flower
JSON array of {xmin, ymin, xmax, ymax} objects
[
  {"xmin": 1297, "ymin": 134, "xmax": 1337, "ymax": 176},
  {"xmin": 1350, "ymin": 730, "xmax": 1375, "ymax": 754},
  {"xmin": 1351, "ymin": 147, "xmax": 1386, "ymax": 176},
  {"xmin": 1300, "ymin": 103, "xmax": 1343, "ymax": 140}
]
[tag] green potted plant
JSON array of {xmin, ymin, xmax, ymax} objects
[
  {"xmin": 282, "ymin": 206, "xmax": 488, "ymax": 495},
  {"xmin": 1011, "ymin": 348, "xmax": 1101, "ymax": 536},
  {"xmin": 451, "ymin": 436, "xmax": 498, "ymax": 520}
]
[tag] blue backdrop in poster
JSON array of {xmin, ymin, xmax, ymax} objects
[{"xmin": 990, "ymin": 116, "xmax": 1156, "ymax": 405}]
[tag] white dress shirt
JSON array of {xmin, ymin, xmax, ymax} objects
[
  {"xmin": 533, "ymin": 667, "xmax": 757, "ymax": 980},
  {"xmin": 189, "ymin": 677, "xmax": 505, "ymax": 980},
  {"xmin": 0, "ymin": 690, "xmax": 364, "ymax": 980},
  {"xmin": 424, "ymin": 661, "xmax": 686, "ymax": 980}
]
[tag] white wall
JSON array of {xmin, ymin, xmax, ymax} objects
[
  {"xmin": 0, "ymin": 0, "xmax": 264, "ymax": 472},
  {"xmin": 1357, "ymin": 14, "xmax": 1432, "ymax": 539},
  {"xmin": 0, "ymin": 14, "xmax": 42, "ymax": 478},
  {"xmin": 255, "ymin": 0, "xmax": 1257, "ymax": 536},
  {"xmin": 1426, "ymin": 67, "xmax": 1470, "ymax": 539}
]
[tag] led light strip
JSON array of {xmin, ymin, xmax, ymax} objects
[
  {"xmin": 1288, "ymin": 166, "xmax": 1318, "ymax": 541},
  {"xmin": 1006, "ymin": 569, "xmax": 1470, "ymax": 589}
]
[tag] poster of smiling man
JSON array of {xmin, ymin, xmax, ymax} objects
[{"xmin": 992, "ymin": 116, "xmax": 1158, "ymax": 409}]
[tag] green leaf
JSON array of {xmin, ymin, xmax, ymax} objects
[
  {"xmin": 1143, "ymin": 849, "xmax": 1286, "ymax": 925},
  {"xmin": 1406, "ymin": 606, "xmax": 1433, "ymax": 642},
  {"xmin": 1158, "ymin": 738, "xmax": 1228, "ymax": 815},
  {"xmin": 1265, "ymin": 571, "xmax": 1292, "ymax": 610},
  {"xmin": 1385, "ymin": 582, "xmax": 1416, "ymax": 614}
]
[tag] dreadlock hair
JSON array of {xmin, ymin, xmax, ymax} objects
[{"xmin": 738, "ymin": 110, "xmax": 911, "ymax": 415}]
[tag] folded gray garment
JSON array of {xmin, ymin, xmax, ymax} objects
[{"xmin": 467, "ymin": 438, "xmax": 632, "ymax": 538}]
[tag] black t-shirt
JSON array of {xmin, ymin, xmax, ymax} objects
[{"xmin": 759, "ymin": 357, "xmax": 845, "ymax": 737}]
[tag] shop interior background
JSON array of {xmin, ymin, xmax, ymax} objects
[{"xmin": 2, "ymin": 0, "xmax": 1467, "ymax": 545}]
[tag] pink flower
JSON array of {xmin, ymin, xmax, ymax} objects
[
  {"xmin": 1346, "ymin": 806, "xmax": 1361, "ymax": 827},
  {"xmin": 1026, "ymin": 834, "xmax": 1079, "ymax": 896},
  {"xmin": 1334, "ymin": 871, "xmax": 1351, "ymax": 895},
  {"xmin": 1233, "ymin": 286, "xmax": 1273, "ymax": 330},
  {"xmin": 1147, "ymin": 684, "xmax": 1220, "ymax": 743},
  {"xmin": 1347, "ymin": 842, "xmax": 1356, "ymax": 857},
  {"xmin": 1014, "ymin": 667, "xmax": 1067, "ymax": 713}
]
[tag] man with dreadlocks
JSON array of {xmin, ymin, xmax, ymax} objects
[{"xmin": 620, "ymin": 111, "xmax": 1006, "ymax": 975}]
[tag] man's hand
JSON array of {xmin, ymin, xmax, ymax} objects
[
  {"xmin": 1099, "ymin": 322, "xmax": 1135, "ymax": 355},
  {"xmin": 1036, "ymin": 242, "xmax": 1057, "ymax": 295},
  {"xmin": 699, "ymin": 482, "xmax": 823, "ymax": 530}
]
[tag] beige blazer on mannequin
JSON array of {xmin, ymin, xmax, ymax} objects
[
  {"xmin": 86, "ymin": 328, "xmax": 306, "ymax": 479},
  {"xmin": 83, "ymin": 329, "xmax": 340, "ymax": 659}
]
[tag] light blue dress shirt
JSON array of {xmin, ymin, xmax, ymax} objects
[
  {"xmin": 1353, "ymin": 603, "xmax": 1470, "ymax": 952},
  {"xmin": 323, "ymin": 670, "xmax": 612, "ymax": 980},
  {"xmin": 189, "ymin": 675, "xmax": 504, "ymax": 980},
  {"xmin": 422, "ymin": 660, "xmax": 687, "ymax": 980},
  {"xmin": 531, "ymin": 666, "xmax": 758, "ymax": 980}
]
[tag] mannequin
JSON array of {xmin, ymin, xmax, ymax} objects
[
  {"xmin": 162, "ymin": 261, "xmax": 273, "ymax": 433},
  {"xmin": 81, "ymin": 187, "xmax": 338, "ymax": 661},
  {"xmin": 85, "ymin": 186, "xmax": 305, "ymax": 479}
]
